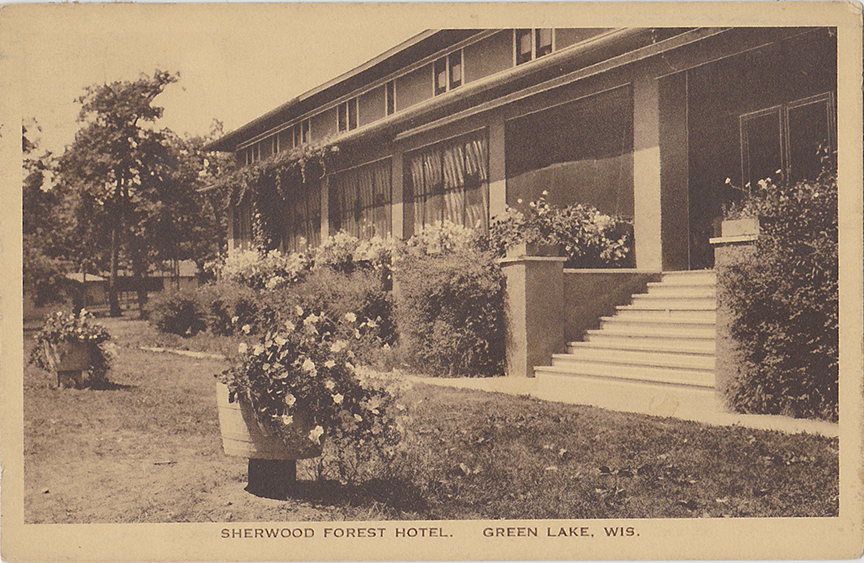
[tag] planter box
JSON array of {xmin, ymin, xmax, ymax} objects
[
  {"xmin": 216, "ymin": 382, "xmax": 323, "ymax": 460},
  {"xmin": 47, "ymin": 340, "xmax": 92, "ymax": 372},
  {"xmin": 720, "ymin": 217, "xmax": 760, "ymax": 238},
  {"xmin": 505, "ymin": 241, "xmax": 560, "ymax": 259}
]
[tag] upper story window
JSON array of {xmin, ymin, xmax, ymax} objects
[
  {"xmin": 337, "ymin": 98, "xmax": 359, "ymax": 132},
  {"xmin": 434, "ymin": 49, "xmax": 464, "ymax": 96},
  {"xmin": 515, "ymin": 28, "xmax": 554, "ymax": 65},
  {"xmin": 385, "ymin": 81, "xmax": 396, "ymax": 116},
  {"xmin": 293, "ymin": 119, "xmax": 311, "ymax": 146}
]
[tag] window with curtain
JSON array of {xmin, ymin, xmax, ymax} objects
[
  {"xmin": 329, "ymin": 158, "xmax": 392, "ymax": 239},
  {"xmin": 232, "ymin": 199, "xmax": 253, "ymax": 249},
  {"xmin": 406, "ymin": 130, "xmax": 489, "ymax": 234},
  {"xmin": 284, "ymin": 181, "xmax": 322, "ymax": 253}
]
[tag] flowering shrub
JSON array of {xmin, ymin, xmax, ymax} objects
[
  {"xmin": 489, "ymin": 193, "xmax": 633, "ymax": 268},
  {"xmin": 313, "ymin": 232, "xmax": 401, "ymax": 272},
  {"xmin": 215, "ymin": 248, "xmax": 311, "ymax": 290},
  {"xmin": 718, "ymin": 167, "xmax": 838, "ymax": 421},
  {"xmin": 220, "ymin": 308, "xmax": 403, "ymax": 473},
  {"xmin": 28, "ymin": 309, "xmax": 114, "ymax": 383},
  {"xmin": 405, "ymin": 220, "xmax": 483, "ymax": 257},
  {"xmin": 199, "ymin": 282, "xmax": 262, "ymax": 336}
]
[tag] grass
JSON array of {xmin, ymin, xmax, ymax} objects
[{"xmin": 23, "ymin": 317, "xmax": 838, "ymax": 522}]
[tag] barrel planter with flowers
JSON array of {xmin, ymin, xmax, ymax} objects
[{"xmin": 217, "ymin": 306, "xmax": 402, "ymax": 498}]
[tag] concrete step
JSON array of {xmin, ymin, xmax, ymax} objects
[
  {"xmin": 659, "ymin": 271, "xmax": 717, "ymax": 286},
  {"xmin": 582, "ymin": 333, "xmax": 716, "ymax": 354},
  {"xmin": 532, "ymin": 370, "xmax": 722, "ymax": 419},
  {"xmin": 598, "ymin": 318, "xmax": 716, "ymax": 339},
  {"xmin": 645, "ymin": 283, "xmax": 716, "ymax": 298},
  {"xmin": 554, "ymin": 347, "xmax": 716, "ymax": 371},
  {"xmin": 629, "ymin": 295, "xmax": 716, "ymax": 309},
  {"xmin": 539, "ymin": 360, "xmax": 714, "ymax": 388},
  {"xmin": 614, "ymin": 306, "xmax": 716, "ymax": 323}
]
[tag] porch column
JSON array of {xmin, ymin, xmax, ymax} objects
[
  {"xmin": 632, "ymin": 75, "xmax": 663, "ymax": 271},
  {"xmin": 319, "ymin": 176, "xmax": 329, "ymax": 240},
  {"xmin": 390, "ymin": 151, "xmax": 406, "ymax": 239},
  {"xmin": 227, "ymin": 205, "xmax": 236, "ymax": 252},
  {"xmin": 488, "ymin": 116, "xmax": 507, "ymax": 221}
]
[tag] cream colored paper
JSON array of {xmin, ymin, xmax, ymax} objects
[{"xmin": 1, "ymin": 3, "xmax": 862, "ymax": 561}]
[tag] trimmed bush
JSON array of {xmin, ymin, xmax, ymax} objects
[
  {"xmin": 146, "ymin": 287, "xmax": 208, "ymax": 337},
  {"xmin": 718, "ymin": 168, "xmax": 838, "ymax": 421},
  {"xmin": 199, "ymin": 281, "xmax": 262, "ymax": 336},
  {"xmin": 395, "ymin": 250, "xmax": 505, "ymax": 377}
]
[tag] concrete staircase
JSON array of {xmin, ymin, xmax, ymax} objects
[{"xmin": 533, "ymin": 270, "xmax": 722, "ymax": 419}]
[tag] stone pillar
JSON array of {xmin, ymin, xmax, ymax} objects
[
  {"xmin": 633, "ymin": 75, "xmax": 663, "ymax": 271},
  {"xmin": 488, "ymin": 116, "xmax": 507, "ymax": 221},
  {"xmin": 500, "ymin": 255, "xmax": 566, "ymax": 377}
]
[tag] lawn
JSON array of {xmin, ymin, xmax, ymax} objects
[{"xmin": 23, "ymin": 317, "xmax": 838, "ymax": 523}]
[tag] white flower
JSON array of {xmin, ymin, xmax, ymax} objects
[
  {"xmin": 330, "ymin": 340, "xmax": 348, "ymax": 353},
  {"xmin": 308, "ymin": 425, "xmax": 324, "ymax": 444},
  {"xmin": 324, "ymin": 379, "xmax": 335, "ymax": 390},
  {"xmin": 332, "ymin": 393, "xmax": 344, "ymax": 405},
  {"xmin": 294, "ymin": 305, "xmax": 304, "ymax": 316},
  {"xmin": 284, "ymin": 320, "xmax": 295, "ymax": 332},
  {"xmin": 542, "ymin": 190, "xmax": 549, "ymax": 196},
  {"xmin": 285, "ymin": 393, "xmax": 296, "ymax": 407},
  {"xmin": 281, "ymin": 414, "xmax": 293, "ymax": 425},
  {"xmin": 304, "ymin": 313, "xmax": 319, "ymax": 326},
  {"xmin": 231, "ymin": 316, "xmax": 239, "ymax": 324},
  {"xmin": 366, "ymin": 319, "xmax": 378, "ymax": 329},
  {"xmin": 344, "ymin": 312, "xmax": 357, "ymax": 323},
  {"xmin": 324, "ymin": 360, "xmax": 336, "ymax": 369},
  {"xmin": 242, "ymin": 324, "xmax": 251, "ymax": 334},
  {"xmin": 517, "ymin": 198, "xmax": 523, "ymax": 204},
  {"xmin": 253, "ymin": 344, "xmax": 264, "ymax": 355},
  {"xmin": 725, "ymin": 178, "xmax": 732, "ymax": 185},
  {"xmin": 354, "ymin": 413, "xmax": 363, "ymax": 422},
  {"xmin": 237, "ymin": 342, "xmax": 248, "ymax": 354},
  {"xmin": 301, "ymin": 358, "xmax": 316, "ymax": 372},
  {"xmin": 275, "ymin": 335, "xmax": 287, "ymax": 347}
]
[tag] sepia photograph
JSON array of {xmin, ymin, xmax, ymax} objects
[{"xmin": 1, "ymin": 2, "xmax": 862, "ymax": 561}]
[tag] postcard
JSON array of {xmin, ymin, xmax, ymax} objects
[{"xmin": 1, "ymin": 2, "xmax": 862, "ymax": 561}]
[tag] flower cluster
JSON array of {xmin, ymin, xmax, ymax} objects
[
  {"xmin": 214, "ymin": 248, "xmax": 311, "ymax": 290},
  {"xmin": 220, "ymin": 307, "xmax": 402, "ymax": 453},
  {"xmin": 489, "ymin": 192, "xmax": 633, "ymax": 268},
  {"xmin": 404, "ymin": 220, "xmax": 482, "ymax": 257},
  {"xmin": 313, "ymin": 232, "xmax": 400, "ymax": 272},
  {"xmin": 28, "ymin": 309, "xmax": 113, "ymax": 380}
]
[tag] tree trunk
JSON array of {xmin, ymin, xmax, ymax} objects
[
  {"xmin": 133, "ymin": 258, "xmax": 149, "ymax": 319},
  {"xmin": 108, "ymin": 227, "xmax": 121, "ymax": 317}
]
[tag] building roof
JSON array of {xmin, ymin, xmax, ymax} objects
[
  {"xmin": 204, "ymin": 29, "xmax": 483, "ymax": 152},
  {"xmin": 65, "ymin": 272, "xmax": 107, "ymax": 283}
]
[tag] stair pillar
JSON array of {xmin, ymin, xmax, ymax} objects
[{"xmin": 500, "ymin": 255, "xmax": 566, "ymax": 377}]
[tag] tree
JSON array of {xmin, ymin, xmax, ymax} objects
[
  {"xmin": 22, "ymin": 119, "xmax": 72, "ymax": 307},
  {"xmin": 56, "ymin": 71, "xmax": 179, "ymax": 316}
]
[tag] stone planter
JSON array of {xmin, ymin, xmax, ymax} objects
[
  {"xmin": 505, "ymin": 241, "xmax": 560, "ymax": 259},
  {"xmin": 45, "ymin": 341, "xmax": 92, "ymax": 388},
  {"xmin": 720, "ymin": 217, "xmax": 760, "ymax": 238},
  {"xmin": 216, "ymin": 381, "xmax": 323, "ymax": 498}
]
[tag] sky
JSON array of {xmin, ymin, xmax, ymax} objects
[{"xmin": 10, "ymin": 4, "xmax": 425, "ymax": 156}]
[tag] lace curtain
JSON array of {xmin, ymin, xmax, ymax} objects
[
  {"xmin": 329, "ymin": 158, "xmax": 392, "ymax": 239},
  {"xmin": 408, "ymin": 130, "xmax": 489, "ymax": 234}
]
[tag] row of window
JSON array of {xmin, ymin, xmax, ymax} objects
[{"xmin": 238, "ymin": 28, "xmax": 556, "ymax": 165}]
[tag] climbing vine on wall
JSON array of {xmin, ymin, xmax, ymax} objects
[{"xmin": 215, "ymin": 141, "xmax": 340, "ymax": 251}]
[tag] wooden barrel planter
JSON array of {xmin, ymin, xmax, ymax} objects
[
  {"xmin": 216, "ymin": 381, "xmax": 323, "ymax": 498},
  {"xmin": 45, "ymin": 341, "xmax": 92, "ymax": 389}
]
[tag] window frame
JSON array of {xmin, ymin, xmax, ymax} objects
[
  {"xmin": 385, "ymin": 80, "xmax": 396, "ymax": 116},
  {"xmin": 739, "ymin": 92, "xmax": 836, "ymax": 189},
  {"xmin": 433, "ymin": 49, "xmax": 464, "ymax": 96},
  {"xmin": 514, "ymin": 28, "xmax": 555, "ymax": 66}
]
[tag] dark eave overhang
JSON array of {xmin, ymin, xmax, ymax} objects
[{"xmin": 204, "ymin": 29, "xmax": 482, "ymax": 152}]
